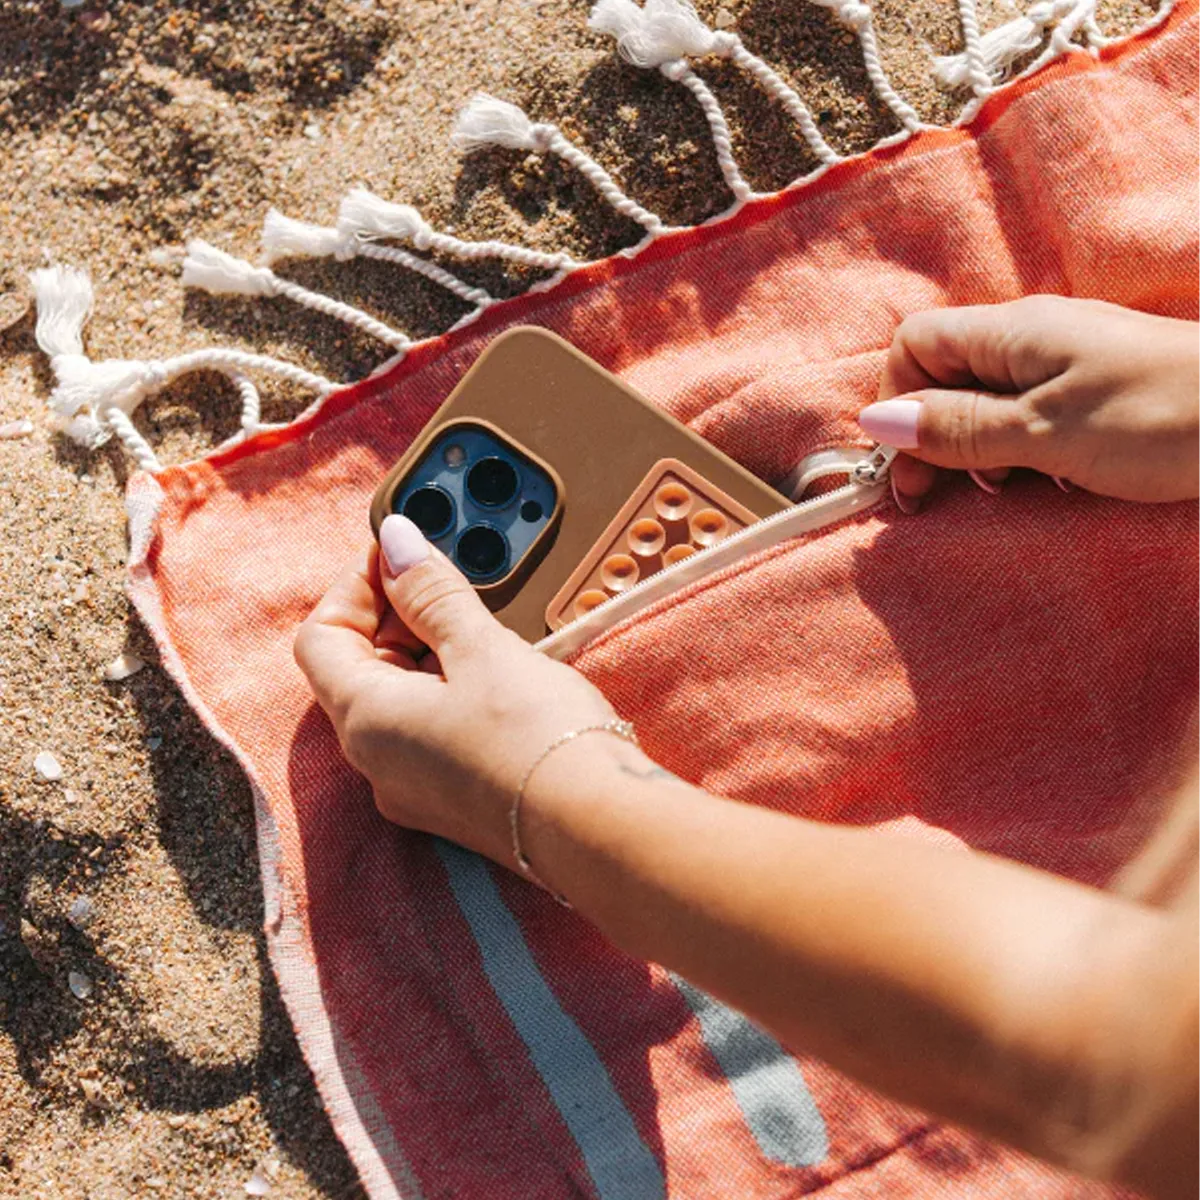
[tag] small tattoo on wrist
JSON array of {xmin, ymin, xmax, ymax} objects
[{"xmin": 617, "ymin": 760, "xmax": 684, "ymax": 786}]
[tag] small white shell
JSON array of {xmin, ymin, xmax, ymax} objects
[
  {"xmin": 34, "ymin": 751, "xmax": 63, "ymax": 781},
  {"xmin": 69, "ymin": 896, "xmax": 94, "ymax": 928},
  {"xmin": 244, "ymin": 1171, "xmax": 272, "ymax": 1196},
  {"xmin": 68, "ymin": 970, "xmax": 93, "ymax": 999},
  {"xmin": 103, "ymin": 652, "xmax": 145, "ymax": 681}
]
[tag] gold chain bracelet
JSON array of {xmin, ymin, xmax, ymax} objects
[{"xmin": 510, "ymin": 718, "xmax": 639, "ymax": 908}]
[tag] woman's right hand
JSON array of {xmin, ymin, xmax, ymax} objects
[{"xmin": 857, "ymin": 296, "xmax": 1199, "ymax": 511}]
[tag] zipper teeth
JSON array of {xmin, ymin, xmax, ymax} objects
[{"xmin": 536, "ymin": 449, "xmax": 893, "ymax": 659}]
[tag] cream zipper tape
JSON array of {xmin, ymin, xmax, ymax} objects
[{"xmin": 536, "ymin": 448, "xmax": 892, "ymax": 661}]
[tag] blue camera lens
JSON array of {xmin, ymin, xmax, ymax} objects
[
  {"xmin": 454, "ymin": 523, "xmax": 509, "ymax": 581},
  {"xmin": 400, "ymin": 484, "xmax": 455, "ymax": 539},
  {"xmin": 466, "ymin": 456, "xmax": 519, "ymax": 508}
]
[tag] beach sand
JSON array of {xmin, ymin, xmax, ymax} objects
[{"xmin": 0, "ymin": 0, "xmax": 1152, "ymax": 1195}]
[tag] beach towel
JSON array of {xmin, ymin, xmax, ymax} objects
[{"xmin": 33, "ymin": 1, "xmax": 1198, "ymax": 1195}]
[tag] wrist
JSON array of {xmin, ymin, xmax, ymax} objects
[
  {"xmin": 513, "ymin": 720, "xmax": 652, "ymax": 892},
  {"xmin": 518, "ymin": 729, "xmax": 696, "ymax": 907}
]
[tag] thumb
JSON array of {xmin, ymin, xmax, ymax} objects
[
  {"xmin": 378, "ymin": 514, "xmax": 500, "ymax": 662},
  {"xmin": 857, "ymin": 390, "xmax": 1047, "ymax": 474}
]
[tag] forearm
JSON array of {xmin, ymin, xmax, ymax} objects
[{"xmin": 521, "ymin": 736, "xmax": 1195, "ymax": 1192}]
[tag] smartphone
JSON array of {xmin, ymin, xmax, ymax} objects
[{"xmin": 370, "ymin": 327, "xmax": 790, "ymax": 640}]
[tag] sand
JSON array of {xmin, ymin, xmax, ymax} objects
[{"xmin": 0, "ymin": 0, "xmax": 1152, "ymax": 1196}]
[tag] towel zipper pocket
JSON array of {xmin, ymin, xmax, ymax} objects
[{"xmin": 536, "ymin": 445, "xmax": 897, "ymax": 660}]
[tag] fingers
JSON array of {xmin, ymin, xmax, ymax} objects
[
  {"xmin": 294, "ymin": 543, "xmax": 398, "ymax": 719},
  {"xmin": 864, "ymin": 297, "xmax": 1130, "ymax": 510},
  {"xmin": 375, "ymin": 608, "xmax": 427, "ymax": 657},
  {"xmin": 889, "ymin": 454, "xmax": 937, "ymax": 514},
  {"xmin": 377, "ymin": 514, "xmax": 506, "ymax": 669},
  {"xmin": 859, "ymin": 389, "xmax": 1040, "ymax": 474},
  {"xmin": 878, "ymin": 297, "xmax": 1077, "ymax": 400},
  {"xmin": 968, "ymin": 467, "xmax": 1011, "ymax": 495}
]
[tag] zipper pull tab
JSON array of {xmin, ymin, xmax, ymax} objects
[{"xmin": 851, "ymin": 445, "xmax": 898, "ymax": 486}]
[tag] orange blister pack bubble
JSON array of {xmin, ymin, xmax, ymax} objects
[{"xmin": 545, "ymin": 458, "xmax": 757, "ymax": 630}]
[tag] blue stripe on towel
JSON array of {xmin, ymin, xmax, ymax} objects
[
  {"xmin": 673, "ymin": 976, "xmax": 828, "ymax": 1167},
  {"xmin": 435, "ymin": 841, "xmax": 666, "ymax": 1200}
]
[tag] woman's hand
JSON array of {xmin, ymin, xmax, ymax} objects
[
  {"xmin": 857, "ymin": 296, "xmax": 1200, "ymax": 512},
  {"xmin": 292, "ymin": 514, "xmax": 617, "ymax": 866}
]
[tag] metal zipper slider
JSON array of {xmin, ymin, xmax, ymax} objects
[{"xmin": 851, "ymin": 444, "xmax": 898, "ymax": 486}]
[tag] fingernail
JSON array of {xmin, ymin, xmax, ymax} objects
[
  {"xmin": 1052, "ymin": 475, "xmax": 1073, "ymax": 493},
  {"xmin": 968, "ymin": 469, "xmax": 1002, "ymax": 495},
  {"xmin": 379, "ymin": 514, "xmax": 430, "ymax": 577},
  {"xmin": 891, "ymin": 475, "xmax": 921, "ymax": 515},
  {"xmin": 857, "ymin": 399, "xmax": 922, "ymax": 449}
]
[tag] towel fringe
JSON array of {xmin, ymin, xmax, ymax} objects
[
  {"xmin": 262, "ymin": 209, "xmax": 495, "ymax": 309},
  {"xmin": 36, "ymin": 265, "xmax": 338, "ymax": 471},
  {"xmin": 588, "ymin": 0, "xmax": 753, "ymax": 201},
  {"xmin": 182, "ymin": 239, "xmax": 412, "ymax": 352},
  {"xmin": 30, "ymin": 0, "xmax": 1136, "ymax": 473},
  {"xmin": 935, "ymin": 0, "xmax": 1087, "ymax": 89},
  {"xmin": 454, "ymin": 94, "xmax": 667, "ymax": 234},
  {"xmin": 808, "ymin": 0, "xmax": 924, "ymax": 132},
  {"xmin": 261, "ymin": 210, "xmax": 357, "ymax": 262},
  {"xmin": 337, "ymin": 188, "xmax": 578, "ymax": 273}
]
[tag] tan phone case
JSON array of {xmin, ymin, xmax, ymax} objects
[{"xmin": 370, "ymin": 327, "xmax": 790, "ymax": 641}]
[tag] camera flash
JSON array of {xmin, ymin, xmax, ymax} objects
[{"xmin": 443, "ymin": 443, "xmax": 466, "ymax": 468}]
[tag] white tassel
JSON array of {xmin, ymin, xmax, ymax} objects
[
  {"xmin": 183, "ymin": 238, "xmax": 410, "ymax": 350},
  {"xmin": 934, "ymin": 0, "xmax": 1078, "ymax": 87},
  {"xmin": 31, "ymin": 267, "xmax": 339, "ymax": 469},
  {"xmin": 337, "ymin": 189, "xmax": 432, "ymax": 247},
  {"xmin": 261, "ymin": 209, "xmax": 356, "ymax": 264},
  {"xmin": 50, "ymin": 355, "xmax": 165, "ymax": 425},
  {"xmin": 50, "ymin": 350, "xmax": 335, "ymax": 424},
  {"xmin": 28, "ymin": 266, "xmax": 114, "ymax": 449},
  {"xmin": 181, "ymin": 239, "xmax": 276, "ymax": 296},
  {"xmin": 49, "ymin": 346, "xmax": 337, "ymax": 467},
  {"xmin": 263, "ymin": 206, "xmax": 495, "ymax": 307},
  {"xmin": 29, "ymin": 266, "xmax": 94, "ymax": 359},
  {"xmin": 807, "ymin": 0, "xmax": 873, "ymax": 31},
  {"xmin": 451, "ymin": 96, "xmax": 668, "ymax": 234},
  {"xmin": 589, "ymin": 0, "xmax": 750, "ymax": 202},
  {"xmin": 588, "ymin": 0, "xmax": 727, "ymax": 66},
  {"xmin": 452, "ymin": 94, "xmax": 553, "ymax": 153},
  {"xmin": 588, "ymin": 1, "xmax": 839, "ymax": 170},
  {"xmin": 338, "ymin": 188, "xmax": 578, "ymax": 272}
]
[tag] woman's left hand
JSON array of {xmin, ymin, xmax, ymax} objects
[{"xmin": 292, "ymin": 513, "xmax": 618, "ymax": 865}]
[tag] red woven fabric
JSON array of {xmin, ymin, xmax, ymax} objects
[{"xmin": 127, "ymin": 9, "xmax": 1198, "ymax": 1197}]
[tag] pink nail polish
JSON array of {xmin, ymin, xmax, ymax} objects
[
  {"xmin": 968, "ymin": 469, "xmax": 1002, "ymax": 495},
  {"xmin": 379, "ymin": 514, "xmax": 430, "ymax": 576},
  {"xmin": 857, "ymin": 399, "xmax": 922, "ymax": 450},
  {"xmin": 891, "ymin": 475, "xmax": 921, "ymax": 515}
]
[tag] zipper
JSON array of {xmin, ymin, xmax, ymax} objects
[{"xmin": 536, "ymin": 445, "xmax": 895, "ymax": 660}]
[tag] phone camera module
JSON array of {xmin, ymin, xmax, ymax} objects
[
  {"xmin": 400, "ymin": 484, "xmax": 455, "ymax": 539},
  {"xmin": 466, "ymin": 456, "xmax": 519, "ymax": 509},
  {"xmin": 455, "ymin": 524, "xmax": 510, "ymax": 581}
]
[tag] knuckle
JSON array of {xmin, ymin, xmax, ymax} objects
[
  {"xmin": 370, "ymin": 785, "xmax": 392, "ymax": 820},
  {"xmin": 292, "ymin": 618, "xmax": 317, "ymax": 671},
  {"xmin": 894, "ymin": 310, "xmax": 933, "ymax": 348},
  {"xmin": 401, "ymin": 570, "xmax": 469, "ymax": 630},
  {"xmin": 340, "ymin": 698, "xmax": 381, "ymax": 768},
  {"xmin": 937, "ymin": 393, "xmax": 989, "ymax": 465},
  {"xmin": 1012, "ymin": 293, "xmax": 1061, "ymax": 323}
]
